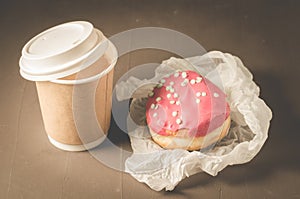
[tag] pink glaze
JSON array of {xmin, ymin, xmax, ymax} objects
[{"xmin": 146, "ymin": 70, "xmax": 230, "ymax": 137}]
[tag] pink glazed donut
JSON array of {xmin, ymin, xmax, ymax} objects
[{"xmin": 146, "ymin": 70, "xmax": 231, "ymax": 150}]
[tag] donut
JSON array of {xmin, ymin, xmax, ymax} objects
[{"xmin": 145, "ymin": 70, "xmax": 230, "ymax": 150}]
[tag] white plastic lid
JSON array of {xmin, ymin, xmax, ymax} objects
[{"xmin": 19, "ymin": 21, "xmax": 109, "ymax": 81}]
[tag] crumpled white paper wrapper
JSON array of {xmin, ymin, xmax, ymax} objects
[{"xmin": 115, "ymin": 51, "xmax": 272, "ymax": 191}]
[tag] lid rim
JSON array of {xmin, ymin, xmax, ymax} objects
[
  {"xmin": 20, "ymin": 40, "xmax": 118, "ymax": 84},
  {"xmin": 19, "ymin": 25, "xmax": 112, "ymax": 81},
  {"xmin": 19, "ymin": 30, "xmax": 108, "ymax": 76}
]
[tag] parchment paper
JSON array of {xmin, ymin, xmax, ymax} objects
[{"xmin": 115, "ymin": 51, "xmax": 272, "ymax": 191}]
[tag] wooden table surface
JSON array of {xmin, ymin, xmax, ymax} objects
[{"xmin": 0, "ymin": 0, "xmax": 299, "ymax": 198}]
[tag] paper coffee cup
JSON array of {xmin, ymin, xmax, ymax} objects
[{"xmin": 19, "ymin": 21, "xmax": 118, "ymax": 151}]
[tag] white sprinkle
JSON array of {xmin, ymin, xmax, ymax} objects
[
  {"xmin": 169, "ymin": 81, "xmax": 174, "ymax": 86},
  {"xmin": 174, "ymin": 72, "xmax": 179, "ymax": 77},
  {"xmin": 170, "ymin": 88, "xmax": 175, "ymax": 93},
  {"xmin": 150, "ymin": 104, "xmax": 155, "ymax": 109},
  {"xmin": 167, "ymin": 93, "xmax": 172, "ymax": 98},
  {"xmin": 176, "ymin": 101, "xmax": 180, "ymax": 105},
  {"xmin": 202, "ymin": 92, "xmax": 207, "ymax": 96},
  {"xmin": 196, "ymin": 98, "xmax": 200, "ymax": 104},
  {"xmin": 196, "ymin": 77, "xmax": 202, "ymax": 83},
  {"xmin": 181, "ymin": 72, "xmax": 187, "ymax": 78},
  {"xmin": 170, "ymin": 100, "xmax": 175, "ymax": 104},
  {"xmin": 148, "ymin": 91, "xmax": 154, "ymax": 97},
  {"xmin": 181, "ymin": 79, "xmax": 188, "ymax": 86},
  {"xmin": 153, "ymin": 113, "xmax": 158, "ymax": 117},
  {"xmin": 172, "ymin": 111, "xmax": 178, "ymax": 117},
  {"xmin": 214, "ymin": 92, "xmax": 219, "ymax": 97},
  {"xmin": 190, "ymin": 79, "xmax": 196, "ymax": 84},
  {"xmin": 173, "ymin": 93, "xmax": 179, "ymax": 98},
  {"xmin": 166, "ymin": 86, "xmax": 171, "ymax": 91},
  {"xmin": 157, "ymin": 83, "xmax": 163, "ymax": 88},
  {"xmin": 156, "ymin": 97, "xmax": 162, "ymax": 102},
  {"xmin": 196, "ymin": 92, "xmax": 201, "ymax": 97},
  {"xmin": 176, "ymin": 118, "xmax": 182, "ymax": 124},
  {"xmin": 154, "ymin": 104, "xmax": 159, "ymax": 109},
  {"xmin": 165, "ymin": 74, "xmax": 170, "ymax": 78},
  {"xmin": 160, "ymin": 79, "xmax": 166, "ymax": 83}
]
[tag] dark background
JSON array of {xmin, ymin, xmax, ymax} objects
[{"xmin": 0, "ymin": 0, "xmax": 299, "ymax": 198}]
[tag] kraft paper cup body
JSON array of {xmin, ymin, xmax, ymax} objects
[
  {"xmin": 36, "ymin": 53, "xmax": 115, "ymax": 151},
  {"xmin": 19, "ymin": 21, "xmax": 117, "ymax": 151}
]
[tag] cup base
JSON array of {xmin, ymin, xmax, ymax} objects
[{"xmin": 47, "ymin": 135, "xmax": 105, "ymax": 151}]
